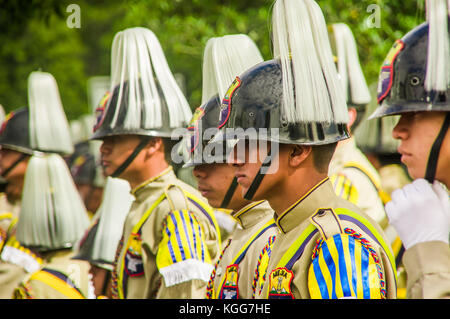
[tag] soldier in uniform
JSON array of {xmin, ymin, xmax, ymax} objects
[
  {"xmin": 1, "ymin": 71, "xmax": 93, "ymax": 299},
  {"xmin": 354, "ymin": 83, "xmax": 412, "ymax": 197},
  {"xmin": 0, "ymin": 108, "xmax": 30, "ymax": 233},
  {"xmin": 327, "ymin": 23, "xmax": 389, "ymax": 226},
  {"xmin": 369, "ymin": 1, "xmax": 450, "ymax": 299},
  {"xmin": 91, "ymin": 27, "xmax": 221, "ymax": 299},
  {"xmin": 179, "ymin": 34, "xmax": 278, "ymax": 299},
  {"xmin": 214, "ymin": 0, "xmax": 397, "ymax": 299},
  {"xmin": 74, "ymin": 177, "xmax": 133, "ymax": 298},
  {"xmin": 68, "ymin": 115, "xmax": 105, "ymax": 219},
  {"xmin": 0, "ymin": 107, "xmax": 36, "ymax": 298},
  {"xmin": 12, "ymin": 154, "xmax": 94, "ymax": 299}
]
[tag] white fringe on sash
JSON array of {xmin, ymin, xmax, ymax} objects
[
  {"xmin": 159, "ymin": 259, "xmax": 214, "ymax": 287},
  {"xmin": 0, "ymin": 246, "xmax": 41, "ymax": 273}
]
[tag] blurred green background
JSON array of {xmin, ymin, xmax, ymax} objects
[{"xmin": 0, "ymin": 0, "xmax": 425, "ymax": 121}]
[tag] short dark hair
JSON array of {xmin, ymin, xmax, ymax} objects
[
  {"xmin": 311, "ymin": 142, "xmax": 338, "ymax": 173},
  {"xmin": 150, "ymin": 136, "xmax": 181, "ymax": 172}
]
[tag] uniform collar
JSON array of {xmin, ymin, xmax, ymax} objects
[
  {"xmin": 275, "ymin": 177, "xmax": 335, "ymax": 233},
  {"xmin": 131, "ymin": 166, "xmax": 174, "ymax": 198},
  {"xmin": 232, "ymin": 200, "xmax": 273, "ymax": 229}
]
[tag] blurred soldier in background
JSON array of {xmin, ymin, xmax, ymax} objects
[
  {"xmin": 74, "ymin": 177, "xmax": 133, "ymax": 298},
  {"xmin": 355, "ymin": 84, "xmax": 412, "ymax": 298},
  {"xmin": 179, "ymin": 34, "xmax": 278, "ymax": 299},
  {"xmin": 369, "ymin": 0, "xmax": 450, "ymax": 299},
  {"xmin": 0, "ymin": 71, "xmax": 93, "ymax": 298},
  {"xmin": 355, "ymin": 83, "xmax": 412, "ymax": 197},
  {"xmin": 328, "ymin": 23, "xmax": 389, "ymax": 227},
  {"xmin": 68, "ymin": 114, "xmax": 105, "ymax": 218},
  {"xmin": 91, "ymin": 27, "xmax": 221, "ymax": 299}
]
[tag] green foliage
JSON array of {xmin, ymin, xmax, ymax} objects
[{"xmin": 0, "ymin": 0, "xmax": 426, "ymax": 121}]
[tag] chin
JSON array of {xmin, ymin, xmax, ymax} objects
[{"xmin": 207, "ymin": 199, "xmax": 222, "ymax": 209}]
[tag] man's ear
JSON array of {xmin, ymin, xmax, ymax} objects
[
  {"xmin": 347, "ymin": 107, "xmax": 357, "ymax": 130},
  {"xmin": 288, "ymin": 145, "xmax": 312, "ymax": 167},
  {"xmin": 143, "ymin": 137, "xmax": 163, "ymax": 156}
]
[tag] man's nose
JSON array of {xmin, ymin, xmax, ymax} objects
[{"xmin": 192, "ymin": 165, "xmax": 207, "ymax": 179}]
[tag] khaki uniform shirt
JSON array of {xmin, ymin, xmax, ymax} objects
[
  {"xmin": 0, "ymin": 194, "xmax": 20, "ymax": 250},
  {"xmin": 329, "ymin": 137, "xmax": 387, "ymax": 224},
  {"xmin": 13, "ymin": 249, "xmax": 94, "ymax": 299},
  {"xmin": 256, "ymin": 178, "xmax": 397, "ymax": 299},
  {"xmin": 403, "ymin": 242, "xmax": 450, "ymax": 299},
  {"xmin": 0, "ymin": 204, "xmax": 41, "ymax": 299},
  {"xmin": 206, "ymin": 200, "xmax": 278, "ymax": 299},
  {"xmin": 111, "ymin": 166, "xmax": 221, "ymax": 299}
]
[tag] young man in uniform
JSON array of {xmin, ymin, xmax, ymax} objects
[
  {"xmin": 369, "ymin": 1, "xmax": 450, "ymax": 298},
  {"xmin": 216, "ymin": 0, "xmax": 397, "ymax": 299},
  {"xmin": 92, "ymin": 27, "xmax": 221, "ymax": 299},
  {"xmin": 179, "ymin": 34, "xmax": 278, "ymax": 299},
  {"xmin": 328, "ymin": 23, "xmax": 389, "ymax": 226}
]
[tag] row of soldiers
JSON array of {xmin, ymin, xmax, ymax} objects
[{"xmin": 0, "ymin": 0, "xmax": 448, "ymax": 299}]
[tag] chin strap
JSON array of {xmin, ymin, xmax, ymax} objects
[
  {"xmin": 111, "ymin": 136, "xmax": 152, "ymax": 178},
  {"xmin": 220, "ymin": 177, "xmax": 238, "ymax": 209},
  {"xmin": 424, "ymin": 113, "xmax": 449, "ymax": 183},
  {"xmin": 0, "ymin": 153, "xmax": 28, "ymax": 178},
  {"xmin": 243, "ymin": 143, "xmax": 278, "ymax": 201},
  {"xmin": 0, "ymin": 153, "xmax": 29, "ymax": 192}
]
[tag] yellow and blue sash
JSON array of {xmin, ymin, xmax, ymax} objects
[
  {"xmin": 214, "ymin": 219, "xmax": 276, "ymax": 299},
  {"xmin": 113, "ymin": 190, "xmax": 219, "ymax": 299},
  {"xmin": 266, "ymin": 208, "xmax": 396, "ymax": 299},
  {"xmin": 18, "ymin": 268, "xmax": 85, "ymax": 299}
]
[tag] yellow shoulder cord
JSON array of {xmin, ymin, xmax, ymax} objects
[
  {"xmin": 115, "ymin": 192, "xmax": 166, "ymax": 299},
  {"xmin": 214, "ymin": 219, "xmax": 276, "ymax": 299},
  {"xmin": 343, "ymin": 161, "xmax": 391, "ymax": 205},
  {"xmin": 29, "ymin": 268, "xmax": 85, "ymax": 299}
]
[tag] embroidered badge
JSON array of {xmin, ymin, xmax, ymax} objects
[
  {"xmin": 219, "ymin": 264, "xmax": 239, "ymax": 299},
  {"xmin": 268, "ymin": 267, "xmax": 294, "ymax": 299},
  {"xmin": 93, "ymin": 91, "xmax": 110, "ymax": 132},
  {"xmin": 218, "ymin": 77, "xmax": 241, "ymax": 127},
  {"xmin": 377, "ymin": 40, "xmax": 404, "ymax": 103},
  {"xmin": 0, "ymin": 111, "xmax": 14, "ymax": 135},
  {"xmin": 125, "ymin": 233, "xmax": 144, "ymax": 277}
]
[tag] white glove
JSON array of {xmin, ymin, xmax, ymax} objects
[{"xmin": 385, "ymin": 178, "xmax": 450, "ymax": 249}]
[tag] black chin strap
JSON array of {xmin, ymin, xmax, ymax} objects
[
  {"xmin": 111, "ymin": 136, "xmax": 151, "ymax": 178},
  {"xmin": 243, "ymin": 144, "xmax": 278, "ymax": 201},
  {"xmin": 220, "ymin": 177, "xmax": 238, "ymax": 208},
  {"xmin": 0, "ymin": 153, "xmax": 28, "ymax": 179},
  {"xmin": 424, "ymin": 113, "xmax": 449, "ymax": 183}
]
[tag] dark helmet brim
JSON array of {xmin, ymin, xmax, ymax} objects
[{"xmin": 369, "ymin": 100, "xmax": 450, "ymax": 119}]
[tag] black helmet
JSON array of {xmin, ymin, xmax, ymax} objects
[
  {"xmin": 370, "ymin": 20, "xmax": 450, "ymax": 119},
  {"xmin": 91, "ymin": 80, "xmax": 174, "ymax": 140},
  {"xmin": 215, "ymin": 59, "xmax": 349, "ymax": 145},
  {"xmin": 67, "ymin": 141, "xmax": 97, "ymax": 186},
  {"xmin": 181, "ymin": 94, "xmax": 230, "ymax": 167},
  {"xmin": 370, "ymin": 17, "xmax": 450, "ymax": 183},
  {"xmin": 0, "ymin": 107, "xmax": 33, "ymax": 155},
  {"xmin": 180, "ymin": 95, "xmax": 239, "ymax": 208}
]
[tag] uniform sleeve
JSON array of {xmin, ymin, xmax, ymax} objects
[
  {"xmin": 308, "ymin": 231, "xmax": 386, "ymax": 299},
  {"xmin": 156, "ymin": 209, "xmax": 214, "ymax": 294},
  {"xmin": 402, "ymin": 241, "xmax": 450, "ymax": 299},
  {"xmin": 330, "ymin": 173, "xmax": 359, "ymax": 205}
]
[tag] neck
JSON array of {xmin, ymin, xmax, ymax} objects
[
  {"xmin": 127, "ymin": 156, "xmax": 169, "ymax": 190},
  {"xmin": 268, "ymin": 169, "xmax": 328, "ymax": 216}
]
